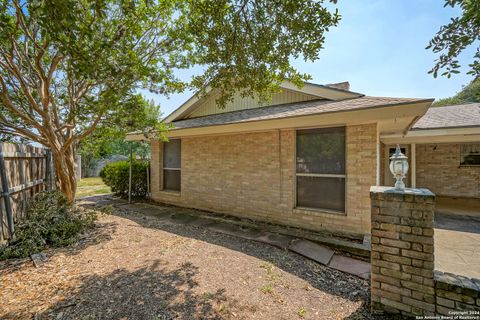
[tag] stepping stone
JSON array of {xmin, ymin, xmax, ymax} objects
[
  {"xmin": 31, "ymin": 252, "xmax": 48, "ymax": 268},
  {"xmin": 328, "ymin": 254, "xmax": 371, "ymax": 280},
  {"xmin": 169, "ymin": 213, "xmax": 198, "ymax": 224},
  {"xmin": 134, "ymin": 207, "xmax": 171, "ymax": 219},
  {"xmin": 208, "ymin": 222, "xmax": 262, "ymax": 240},
  {"xmin": 189, "ymin": 217, "xmax": 217, "ymax": 228},
  {"xmin": 255, "ymin": 233, "xmax": 294, "ymax": 250},
  {"xmin": 288, "ymin": 239, "xmax": 334, "ymax": 265}
]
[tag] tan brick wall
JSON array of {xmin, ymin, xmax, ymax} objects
[
  {"xmin": 370, "ymin": 187, "xmax": 436, "ymax": 317},
  {"xmin": 150, "ymin": 123, "xmax": 378, "ymax": 236},
  {"xmin": 416, "ymin": 143, "xmax": 480, "ymax": 199},
  {"xmin": 370, "ymin": 187, "xmax": 480, "ymax": 316},
  {"xmin": 346, "ymin": 123, "xmax": 378, "ymax": 233},
  {"xmin": 434, "ymin": 271, "xmax": 480, "ymax": 314}
]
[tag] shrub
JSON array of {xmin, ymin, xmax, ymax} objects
[
  {"xmin": 100, "ymin": 160, "xmax": 149, "ymax": 198},
  {"xmin": 0, "ymin": 191, "xmax": 97, "ymax": 260}
]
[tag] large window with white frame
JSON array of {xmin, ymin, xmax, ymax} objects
[
  {"xmin": 163, "ymin": 139, "xmax": 181, "ymax": 191},
  {"xmin": 296, "ymin": 127, "xmax": 346, "ymax": 213}
]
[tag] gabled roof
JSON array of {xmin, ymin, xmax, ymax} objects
[
  {"xmin": 170, "ymin": 96, "xmax": 433, "ymax": 130},
  {"xmin": 412, "ymin": 103, "xmax": 480, "ymax": 130},
  {"xmin": 163, "ymin": 81, "xmax": 364, "ymax": 123}
]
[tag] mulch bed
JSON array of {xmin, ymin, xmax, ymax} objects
[{"xmin": 0, "ymin": 208, "xmax": 382, "ymax": 320}]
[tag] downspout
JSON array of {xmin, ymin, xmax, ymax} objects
[{"xmin": 278, "ymin": 129, "xmax": 282, "ymax": 205}]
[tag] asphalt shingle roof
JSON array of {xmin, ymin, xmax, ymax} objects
[
  {"xmin": 412, "ymin": 103, "xmax": 480, "ymax": 130},
  {"xmin": 172, "ymin": 96, "xmax": 429, "ymax": 129}
]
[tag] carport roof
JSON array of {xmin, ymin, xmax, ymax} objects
[{"xmin": 412, "ymin": 103, "xmax": 480, "ymax": 130}]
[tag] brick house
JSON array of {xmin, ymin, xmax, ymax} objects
[
  {"xmin": 127, "ymin": 82, "xmax": 480, "ymax": 237},
  {"xmin": 381, "ymin": 103, "xmax": 480, "ymax": 200}
]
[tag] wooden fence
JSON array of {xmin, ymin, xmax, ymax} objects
[{"xmin": 0, "ymin": 143, "xmax": 54, "ymax": 242}]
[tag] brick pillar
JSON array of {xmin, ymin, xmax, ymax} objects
[{"xmin": 370, "ymin": 186, "xmax": 436, "ymax": 317}]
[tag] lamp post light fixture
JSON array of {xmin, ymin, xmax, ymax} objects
[{"xmin": 389, "ymin": 144, "xmax": 409, "ymax": 191}]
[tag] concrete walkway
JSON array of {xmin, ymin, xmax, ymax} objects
[
  {"xmin": 435, "ymin": 212, "xmax": 480, "ymax": 279},
  {"xmin": 78, "ymin": 196, "xmax": 371, "ymax": 280}
]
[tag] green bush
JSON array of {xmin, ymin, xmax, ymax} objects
[
  {"xmin": 0, "ymin": 191, "xmax": 97, "ymax": 260},
  {"xmin": 100, "ymin": 160, "xmax": 149, "ymax": 198}
]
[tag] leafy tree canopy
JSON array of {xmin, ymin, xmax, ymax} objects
[
  {"xmin": 0, "ymin": 0, "xmax": 340, "ymax": 200},
  {"xmin": 427, "ymin": 0, "xmax": 480, "ymax": 78},
  {"xmin": 433, "ymin": 77, "xmax": 480, "ymax": 106},
  {"xmin": 79, "ymin": 94, "xmax": 157, "ymax": 176}
]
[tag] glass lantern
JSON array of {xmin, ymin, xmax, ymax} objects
[{"xmin": 389, "ymin": 145, "xmax": 409, "ymax": 190}]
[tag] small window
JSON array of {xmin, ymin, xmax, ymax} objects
[
  {"xmin": 296, "ymin": 127, "xmax": 346, "ymax": 212},
  {"xmin": 163, "ymin": 139, "xmax": 181, "ymax": 191},
  {"xmin": 460, "ymin": 144, "xmax": 480, "ymax": 166}
]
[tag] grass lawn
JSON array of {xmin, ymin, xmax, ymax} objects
[{"xmin": 76, "ymin": 177, "xmax": 111, "ymax": 198}]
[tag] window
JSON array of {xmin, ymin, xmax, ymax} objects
[
  {"xmin": 296, "ymin": 127, "xmax": 346, "ymax": 212},
  {"xmin": 460, "ymin": 144, "xmax": 480, "ymax": 166},
  {"xmin": 163, "ymin": 139, "xmax": 181, "ymax": 191}
]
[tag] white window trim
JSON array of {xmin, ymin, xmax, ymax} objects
[
  {"xmin": 294, "ymin": 126, "xmax": 347, "ymax": 214},
  {"xmin": 296, "ymin": 173, "xmax": 346, "ymax": 178}
]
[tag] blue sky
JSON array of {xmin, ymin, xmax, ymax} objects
[{"xmin": 143, "ymin": 0, "xmax": 477, "ymax": 118}]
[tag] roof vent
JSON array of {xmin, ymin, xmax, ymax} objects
[{"xmin": 325, "ymin": 81, "xmax": 350, "ymax": 91}]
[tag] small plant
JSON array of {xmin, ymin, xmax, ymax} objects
[
  {"xmin": 0, "ymin": 191, "xmax": 97, "ymax": 260},
  {"xmin": 99, "ymin": 204, "xmax": 113, "ymax": 215},
  {"xmin": 261, "ymin": 283, "xmax": 274, "ymax": 294},
  {"xmin": 100, "ymin": 160, "xmax": 149, "ymax": 198},
  {"xmin": 260, "ymin": 261, "xmax": 274, "ymax": 273},
  {"xmin": 201, "ymin": 292, "xmax": 215, "ymax": 302},
  {"xmin": 297, "ymin": 307, "xmax": 306, "ymax": 318},
  {"xmin": 218, "ymin": 302, "xmax": 230, "ymax": 314}
]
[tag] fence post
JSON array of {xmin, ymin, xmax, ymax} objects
[
  {"xmin": 0, "ymin": 143, "xmax": 14, "ymax": 235},
  {"xmin": 45, "ymin": 149, "xmax": 52, "ymax": 191}
]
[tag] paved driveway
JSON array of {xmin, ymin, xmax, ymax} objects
[{"xmin": 434, "ymin": 212, "xmax": 480, "ymax": 279}]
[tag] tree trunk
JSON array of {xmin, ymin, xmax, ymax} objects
[{"xmin": 51, "ymin": 146, "xmax": 77, "ymax": 202}]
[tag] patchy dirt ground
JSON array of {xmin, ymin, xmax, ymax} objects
[{"xmin": 0, "ymin": 208, "xmax": 377, "ymax": 320}]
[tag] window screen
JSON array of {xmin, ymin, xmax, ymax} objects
[
  {"xmin": 296, "ymin": 127, "xmax": 346, "ymax": 212},
  {"xmin": 460, "ymin": 144, "xmax": 480, "ymax": 166},
  {"xmin": 297, "ymin": 176, "xmax": 345, "ymax": 212},
  {"xmin": 163, "ymin": 139, "xmax": 181, "ymax": 191}
]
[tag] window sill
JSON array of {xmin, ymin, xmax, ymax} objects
[
  {"xmin": 459, "ymin": 165, "xmax": 480, "ymax": 168},
  {"xmin": 159, "ymin": 189, "xmax": 181, "ymax": 196},
  {"xmin": 294, "ymin": 206, "xmax": 346, "ymax": 216}
]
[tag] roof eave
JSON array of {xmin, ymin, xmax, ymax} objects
[
  {"xmin": 125, "ymin": 100, "xmax": 431, "ymax": 140},
  {"xmin": 381, "ymin": 126, "xmax": 480, "ymax": 144}
]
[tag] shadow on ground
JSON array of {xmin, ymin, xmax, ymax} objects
[
  {"xmin": 34, "ymin": 262, "xmax": 228, "ymax": 319},
  {"xmin": 435, "ymin": 212, "xmax": 480, "ymax": 234}
]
